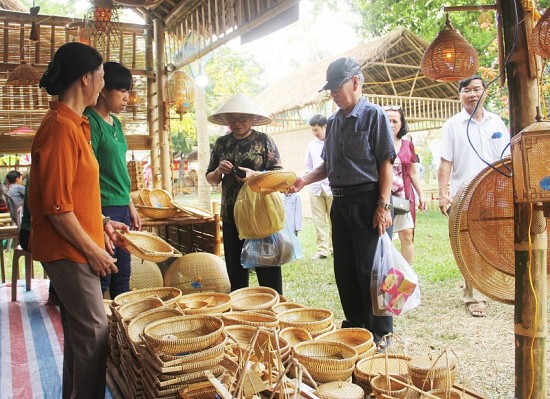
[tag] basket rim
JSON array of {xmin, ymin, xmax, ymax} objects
[{"xmin": 116, "ymin": 230, "xmax": 182, "ymax": 261}]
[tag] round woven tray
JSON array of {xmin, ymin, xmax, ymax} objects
[
  {"xmin": 279, "ymin": 326, "xmax": 312, "ymax": 347},
  {"xmin": 117, "ymin": 297, "xmax": 164, "ymax": 322},
  {"xmin": 135, "ymin": 204, "xmax": 179, "ymax": 219},
  {"xmin": 370, "ymin": 375, "xmax": 409, "ymax": 399},
  {"xmin": 278, "ymin": 307, "xmax": 334, "ymax": 332},
  {"xmin": 221, "ymin": 311, "xmax": 279, "ymax": 329},
  {"xmin": 246, "ymin": 170, "xmax": 297, "ymax": 193},
  {"xmin": 315, "ymin": 327, "xmax": 374, "ymax": 356},
  {"xmin": 354, "ymin": 354, "xmax": 411, "ymax": 383},
  {"xmin": 292, "ymin": 341, "xmax": 358, "ymax": 370},
  {"xmin": 116, "ymin": 231, "xmax": 182, "ymax": 262},
  {"xmin": 113, "ymin": 287, "xmax": 182, "ymax": 308},
  {"xmin": 126, "ymin": 307, "xmax": 183, "ymax": 346},
  {"xmin": 316, "ymin": 381, "xmax": 364, "ymax": 399},
  {"xmin": 143, "ymin": 315, "xmax": 224, "ymax": 355},
  {"xmin": 230, "ymin": 286, "xmax": 279, "ymax": 309},
  {"xmin": 164, "ymin": 252, "xmax": 231, "ymax": 294},
  {"xmin": 149, "ymin": 189, "xmax": 173, "ymax": 207},
  {"xmin": 176, "ymin": 292, "xmax": 231, "ymax": 315},
  {"xmin": 171, "ymin": 201, "xmax": 214, "ymax": 219},
  {"xmin": 272, "ymin": 301, "xmax": 304, "ymax": 314}
]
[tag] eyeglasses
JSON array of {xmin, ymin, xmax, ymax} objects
[
  {"xmin": 330, "ymin": 77, "xmax": 352, "ymax": 94},
  {"xmin": 383, "ymin": 105, "xmax": 402, "ymax": 111},
  {"xmin": 460, "ymin": 87, "xmax": 485, "ymax": 94},
  {"xmin": 226, "ymin": 115, "xmax": 251, "ymax": 124}
]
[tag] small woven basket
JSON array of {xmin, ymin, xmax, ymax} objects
[
  {"xmin": 279, "ymin": 327, "xmax": 312, "ymax": 347},
  {"xmin": 315, "ymin": 327, "xmax": 374, "ymax": 357},
  {"xmin": 149, "ymin": 188, "xmax": 173, "ymax": 207},
  {"xmin": 135, "ymin": 204, "xmax": 179, "ymax": 219},
  {"xmin": 116, "ymin": 230, "xmax": 182, "ymax": 262},
  {"xmin": 116, "ymin": 297, "xmax": 164, "ymax": 322},
  {"xmin": 229, "ymin": 286, "xmax": 280, "ymax": 309},
  {"xmin": 221, "ymin": 311, "xmax": 279, "ymax": 329},
  {"xmin": 408, "ymin": 352, "xmax": 457, "ymax": 391},
  {"xmin": 278, "ymin": 307, "xmax": 334, "ymax": 332},
  {"xmin": 354, "ymin": 353, "xmax": 411, "ymax": 384},
  {"xmin": 370, "ymin": 375, "xmax": 409, "ymax": 399},
  {"xmin": 176, "ymin": 292, "xmax": 231, "ymax": 315},
  {"xmin": 126, "ymin": 307, "xmax": 184, "ymax": 347},
  {"xmin": 272, "ymin": 301, "xmax": 304, "ymax": 314},
  {"xmin": 143, "ymin": 315, "xmax": 224, "ymax": 355},
  {"xmin": 292, "ymin": 341, "xmax": 358, "ymax": 371},
  {"xmin": 113, "ymin": 287, "xmax": 182, "ymax": 308}
]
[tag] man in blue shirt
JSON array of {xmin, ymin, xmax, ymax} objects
[{"xmin": 292, "ymin": 58, "xmax": 396, "ymax": 344}]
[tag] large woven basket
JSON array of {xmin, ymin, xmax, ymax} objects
[
  {"xmin": 135, "ymin": 204, "xmax": 179, "ymax": 219},
  {"xmin": 293, "ymin": 341, "xmax": 358, "ymax": 371},
  {"xmin": 164, "ymin": 252, "xmax": 231, "ymax": 294},
  {"xmin": 370, "ymin": 375, "xmax": 409, "ymax": 399},
  {"xmin": 143, "ymin": 315, "xmax": 224, "ymax": 355},
  {"xmin": 116, "ymin": 230, "xmax": 182, "ymax": 262},
  {"xmin": 229, "ymin": 286, "xmax": 280, "ymax": 310},
  {"xmin": 408, "ymin": 353, "xmax": 457, "ymax": 391},
  {"xmin": 278, "ymin": 307, "xmax": 334, "ymax": 332},
  {"xmin": 129, "ymin": 255, "xmax": 163, "ymax": 290},
  {"xmin": 221, "ymin": 311, "xmax": 279, "ymax": 328},
  {"xmin": 149, "ymin": 188, "xmax": 173, "ymax": 207},
  {"xmin": 315, "ymin": 327, "xmax": 374, "ymax": 358},
  {"xmin": 354, "ymin": 354, "xmax": 411, "ymax": 384},
  {"xmin": 176, "ymin": 292, "xmax": 231, "ymax": 315},
  {"xmin": 113, "ymin": 287, "xmax": 182, "ymax": 308}
]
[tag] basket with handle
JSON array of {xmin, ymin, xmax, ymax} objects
[
  {"xmin": 408, "ymin": 350, "xmax": 458, "ymax": 392},
  {"xmin": 370, "ymin": 374, "xmax": 409, "ymax": 399},
  {"xmin": 354, "ymin": 353, "xmax": 411, "ymax": 385},
  {"xmin": 115, "ymin": 230, "xmax": 182, "ymax": 262}
]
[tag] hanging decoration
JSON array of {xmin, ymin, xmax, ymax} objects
[
  {"xmin": 126, "ymin": 90, "xmax": 140, "ymax": 120},
  {"xmin": 29, "ymin": 1, "xmax": 40, "ymax": 42},
  {"xmin": 83, "ymin": 0, "xmax": 120, "ymax": 58},
  {"xmin": 533, "ymin": 8, "xmax": 550, "ymax": 59},
  {"xmin": 166, "ymin": 70, "xmax": 195, "ymax": 119},
  {"xmin": 6, "ymin": 44, "xmax": 40, "ymax": 87},
  {"xmin": 420, "ymin": 14, "xmax": 479, "ymax": 82}
]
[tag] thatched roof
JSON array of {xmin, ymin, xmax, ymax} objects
[{"xmin": 255, "ymin": 28, "xmax": 459, "ymax": 116}]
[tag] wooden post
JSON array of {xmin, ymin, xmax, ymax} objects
[
  {"xmin": 145, "ymin": 16, "xmax": 159, "ymax": 189},
  {"xmin": 195, "ymin": 82, "xmax": 212, "ymax": 211},
  {"xmin": 501, "ymin": 1, "xmax": 548, "ymax": 397}
]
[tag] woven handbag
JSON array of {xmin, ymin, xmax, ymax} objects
[{"xmin": 391, "ymin": 195, "xmax": 411, "ymax": 215}]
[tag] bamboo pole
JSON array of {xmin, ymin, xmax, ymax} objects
[
  {"xmin": 500, "ymin": 0, "xmax": 548, "ymax": 397},
  {"xmin": 145, "ymin": 16, "xmax": 160, "ymax": 189},
  {"xmin": 195, "ymin": 81, "xmax": 212, "ymax": 211}
]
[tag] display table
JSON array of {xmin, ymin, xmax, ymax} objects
[{"xmin": 141, "ymin": 214, "xmax": 221, "ymax": 257}]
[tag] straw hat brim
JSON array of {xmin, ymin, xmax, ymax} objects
[
  {"xmin": 246, "ymin": 170, "xmax": 297, "ymax": 193},
  {"xmin": 207, "ymin": 92, "xmax": 272, "ymax": 126}
]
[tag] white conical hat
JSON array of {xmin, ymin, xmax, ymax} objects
[{"xmin": 208, "ymin": 92, "xmax": 272, "ymax": 126}]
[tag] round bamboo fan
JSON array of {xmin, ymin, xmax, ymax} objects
[{"xmin": 449, "ymin": 157, "xmax": 550, "ymax": 304}]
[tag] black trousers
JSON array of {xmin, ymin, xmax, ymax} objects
[
  {"xmin": 331, "ymin": 189, "xmax": 393, "ymax": 343},
  {"xmin": 222, "ymin": 221, "xmax": 283, "ymax": 294}
]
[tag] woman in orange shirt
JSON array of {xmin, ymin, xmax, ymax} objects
[{"xmin": 28, "ymin": 42, "xmax": 128, "ymax": 399}]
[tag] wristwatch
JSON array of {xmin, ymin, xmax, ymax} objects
[
  {"xmin": 102, "ymin": 216, "xmax": 111, "ymax": 227},
  {"xmin": 377, "ymin": 200, "xmax": 393, "ymax": 210}
]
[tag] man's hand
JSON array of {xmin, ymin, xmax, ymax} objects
[
  {"xmin": 373, "ymin": 206, "xmax": 392, "ymax": 236},
  {"xmin": 289, "ymin": 177, "xmax": 306, "ymax": 194},
  {"xmin": 104, "ymin": 220, "xmax": 130, "ymax": 249},
  {"xmin": 438, "ymin": 195, "xmax": 452, "ymax": 216},
  {"xmin": 86, "ymin": 246, "xmax": 118, "ymax": 277}
]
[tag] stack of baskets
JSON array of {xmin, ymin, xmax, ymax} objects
[
  {"xmin": 277, "ymin": 307, "xmax": 335, "ymax": 338},
  {"xmin": 174, "ymin": 292, "xmax": 232, "ymax": 316},
  {"xmin": 127, "ymin": 159, "xmax": 144, "ymax": 192},
  {"xmin": 136, "ymin": 188, "xmax": 179, "ymax": 219},
  {"xmin": 229, "ymin": 286, "xmax": 280, "ymax": 311},
  {"xmin": 353, "ymin": 353, "xmax": 411, "ymax": 396},
  {"xmin": 315, "ymin": 327, "xmax": 375, "ymax": 359},
  {"xmin": 292, "ymin": 341, "xmax": 358, "ymax": 384}
]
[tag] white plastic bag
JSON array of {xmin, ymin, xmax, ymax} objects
[
  {"xmin": 371, "ymin": 233, "xmax": 420, "ymax": 316},
  {"xmin": 241, "ymin": 223, "xmax": 302, "ymax": 268}
]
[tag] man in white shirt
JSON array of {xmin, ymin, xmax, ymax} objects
[
  {"xmin": 438, "ymin": 75, "xmax": 510, "ymax": 318},
  {"xmin": 306, "ymin": 114, "xmax": 333, "ymax": 260}
]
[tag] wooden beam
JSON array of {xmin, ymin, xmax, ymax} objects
[{"xmin": 368, "ymin": 61, "xmax": 421, "ymax": 70}]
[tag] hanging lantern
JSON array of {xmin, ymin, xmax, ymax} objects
[
  {"xmin": 421, "ymin": 14, "xmax": 479, "ymax": 82},
  {"xmin": 166, "ymin": 70, "xmax": 195, "ymax": 119},
  {"xmin": 126, "ymin": 90, "xmax": 140, "ymax": 120},
  {"xmin": 533, "ymin": 8, "xmax": 550, "ymax": 58},
  {"xmin": 6, "ymin": 61, "xmax": 41, "ymax": 86},
  {"xmin": 83, "ymin": 0, "xmax": 120, "ymax": 56}
]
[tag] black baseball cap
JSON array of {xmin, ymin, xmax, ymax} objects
[{"xmin": 319, "ymin": 57, "xmax": 361, "ymax": 92}]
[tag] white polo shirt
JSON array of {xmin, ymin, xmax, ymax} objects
[{"xmin": 440, "ymin": 108, "xmax": 510, "ymax": 196}]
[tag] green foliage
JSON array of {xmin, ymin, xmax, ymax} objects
[
  {"xmin": 19, "ymin": 0, "xmax": 82, "ymax": 16},
  {"xmin": 170, "ymin": 113, "xmax": 196, "ymax": 157}
]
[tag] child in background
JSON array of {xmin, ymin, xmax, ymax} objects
[{"xmin": 283, "ymin": 192, "xmax": 302, "ymax": 236}]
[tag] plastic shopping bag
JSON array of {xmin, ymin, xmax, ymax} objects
[
  {"xmin": 371, "ymin": 233, "xmax": 420, "ymax": 316},
  {"xmin": 241, "ymin": 223, "xmax": 303, "ymax": 268}
]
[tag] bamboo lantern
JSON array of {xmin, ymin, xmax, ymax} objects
[
  {"xmin": 6, "ymin": 61, "xmax": 40, "ymax": 86},
  {"xmin": 533, "ymin": 8, "xmax": 550, "ymax": 58},
  {"xmin": 421, "ymin": 14, "xmax": 479, "ymax": 82},
  {"xmin": 126, "ymin": 90, "xmax": 140, "ymax": 120},
  {"xmin": 166, "ymin": 70, "xmax": 195, "ymax": 119}
]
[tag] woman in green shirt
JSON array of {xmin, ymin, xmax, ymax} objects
[{"xmin": 84, "ymin": 62, "xmax": 141, "ymax": 298}]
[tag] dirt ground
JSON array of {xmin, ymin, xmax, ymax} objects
[{"xmin": 391, "ymin": 278, "xmax": 550, "ymax": 399}]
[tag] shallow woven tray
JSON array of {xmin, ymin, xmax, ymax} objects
[
  {"xmin": 315, "ymin": 327, "xmax": 374, "ymax": 356},
  {"xmin": 135, "ymin": 204, "xmax": 179, "ymax": 219},
  {"xmin": 278, "ymin": 307, "xmax": 334, "ymax": 332},
  {"xmin": 149, "ymin": 188, "xmax": 173, "ymax": 207},
  {"xmin": 279, "ymin": 326, "xmax": 312, "ymax": 347},
  {"xmin": 126, "ymin": 307, "xmax": 184, "ymax": 346},
  {"xmin": 354, "ymin": 354, "xmax": 411, "ymax": 383},
  {"xmin": 231, "ymin": 293, "xmax": 279, "ymax": 311},
  {"xmin": 246, "ymin": 170, "xmax": 297, "ymax": 193},
  {"xmin": 113, "ymin": 287, "xmax": 183, "ymax": 307},
  {"xmin": 176, "ymin": 292, "xmax": 232, "ymax": 315},
  {"xmin": 117, "ymin": 297, "xmax": 164, "ymax": 322},
  {"xmin": 292, "ymin": 341, "xmax": 358, "ymax": 370},
  {"xmin": 272, "ymin": 301, "xmax": 304, "ymax": 314},
  {"xmin": 171, "ymin": 201, "xmax": 214, "ymax": 219},
  {"xmin": 316, "ymin": 381, "xmax": 364, "ymax": 399},
  {"xmin": 116, "ymin": 230, "xmax": 182, "ymax": 262},
  {"xmin": 143, "ymin": 315, "xmax": 224, "ymax": 355},
  {"xmin": 229, "ymin": 286, "xmax": 279, "ymax": 309},
  {"xmin": 221, "ymin": 311, "xmax": 279, "ymax": 328},
  {"xmin": 139, "ymin": 188, "xmax": 152, "ymax": 206}
]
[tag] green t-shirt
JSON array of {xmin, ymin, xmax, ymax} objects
[{"xmin": 84, "ymin": 108, "xmax": 131, "ymax": 206}]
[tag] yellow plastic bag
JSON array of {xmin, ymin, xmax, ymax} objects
[{"xmin": 234, "ymin": 182, "xmax": 285, "ymax": 239}]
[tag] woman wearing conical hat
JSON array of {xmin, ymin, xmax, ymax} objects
[{"xmin": 206, "ymin": 93, "xmax": 284, "ymax": 294}]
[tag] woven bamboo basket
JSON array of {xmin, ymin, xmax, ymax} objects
[
  {"xmin": 303, "ymin": 364, "xmax": 356, "ymax": 384},
  {"xmin": 272, "ymin": 301, "xmax": 304, "ymax": 314},
  {"xmin": 129, "ymin": 255, "xmax": 163, "ymax": 290},
  {"xmin": 231, "ymin": 293, "xmax": 279, "ymax": 311},
  {"xmin": 316, "ymin": 381, "xmax": 364, "ymax": 399},
  {"xmin": 354, "ymin": 354, "xmax": 411, "ymax": 384},
  {"xmin": 104, "ymin": 299, "xmax": 113, "ymax": 317},
  {"xmin": 224, "ymin": 325, "xmax": 290, "ymax": 362},
  {"xmin": 229, "ymin": 286, "xmax": 280, "ymax": 309},
  {"xmin": 130, "ymin": 190, "xmax": 144, "ymax": 205},
  {"xmin": 309, "ymin": 322, "xmax": 336, "ymax": 338},
  {"xmin": 164, "ymin": 252, "xmax": 231, "ymax": 294},
  {"xmin": 117, "ymin": 297, "xmax": 164, "ymax": 322},
  {"xmin": 221, "ymin": 311, "xmax": 279, "ymax": 329},
  {"xmin": 143, "ymin": 315, "xmax": 224, "ymax": 354},
  {"xmin": 315, "ymin": 327, "xmax": 374, "ymax": 357},
  {"xmin": 408, "ymin": 353, "xmax": 457, "ymax": 391},
  {"xmin": 171, "ymin": 201, "xmax": 214, "ymax": 219},
  {"xmin": 135, "ymin": 204, "xmax": 179, "ymax": 219},
  {"xmin": 116, "ymin": 230, "xmax": 182, "ymax": 262},
  {"xmin": 113, "ymin": 287, "xmax": 182, "ymax": 308},
  {"xmin": 149, "ymin": 188, "xmax": 173, "ymax": 207},
  {"xmin": 292, "ymin": 341, "xmax": 358, "ymax": 371},
  {"xmin": 139, "ymin": 188, "xmax": 152, "ymax": 206},
  {"xmin": 126, "ymin": 307, "xmax": 183, "ymax": 347},
  {"xmin": 370, "ymin": 375, "xmax": 409, "ymax": 399},
  {"xmin": 246, "ymin": 170, "xmax": 297, "ymax": 193},
  {"xmin": 279, "ymin": 327, "xmax": 312, "ymax": 347},
  {"xmin": 278, "ymin": 307, "xmax": 334, "ymax": 332},
  {"xmin": 176, "ymin": 292, "xmax": 231, "ymax": 315}
]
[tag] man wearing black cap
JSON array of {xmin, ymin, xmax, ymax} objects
[{"xmin": 292, "ymin": 57, "xmax": 396, "ymax": 345}]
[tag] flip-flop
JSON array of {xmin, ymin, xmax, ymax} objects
[{"xmin": 466, "ymin": 303, "xmax": 487, "ymax": 318}]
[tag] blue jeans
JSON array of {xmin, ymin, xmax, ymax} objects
[{"xmin": 100, "ymin": 206, "xmax": 131, "ymax": 299}]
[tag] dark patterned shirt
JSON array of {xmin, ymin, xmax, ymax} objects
[
  {"xmin": 206, "ymin": 129, "xmax": 282, "ymax": 223},
  {"xmin": 322, "ymin": 96, "xmax": 396, "ymax": 186}
]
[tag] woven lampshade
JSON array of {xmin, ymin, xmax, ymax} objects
[
  {"xmin": 421, "ymin": 14, "xmax": 479, "ymax": 82},
  {"xmin": 533, "ymin": 8, "xmax": 550, "ymax": 58},
  {"xmin": 166, "ymin": 70, "xmax": 195, "ymax": 116},
  {"xmin": 6, "ymin": 61, "xmax": 41, "ymax": 86}
]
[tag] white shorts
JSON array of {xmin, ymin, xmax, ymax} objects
[{"xmin": 392, "ymin": 211, "xmax": 414, "ymax": 233}]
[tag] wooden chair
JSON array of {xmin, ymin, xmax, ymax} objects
[
  {"xmin": 6, "ymin": 204, "xmax": 34, "ymax": 302},
  {"xmin": 0, "ymin": 224, "xmax": 18, "ymax": 283}
]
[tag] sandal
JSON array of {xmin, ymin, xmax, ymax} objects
[{"xmin": 466, "ymin": 303, "xmax": 486, "ymax": 318}]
